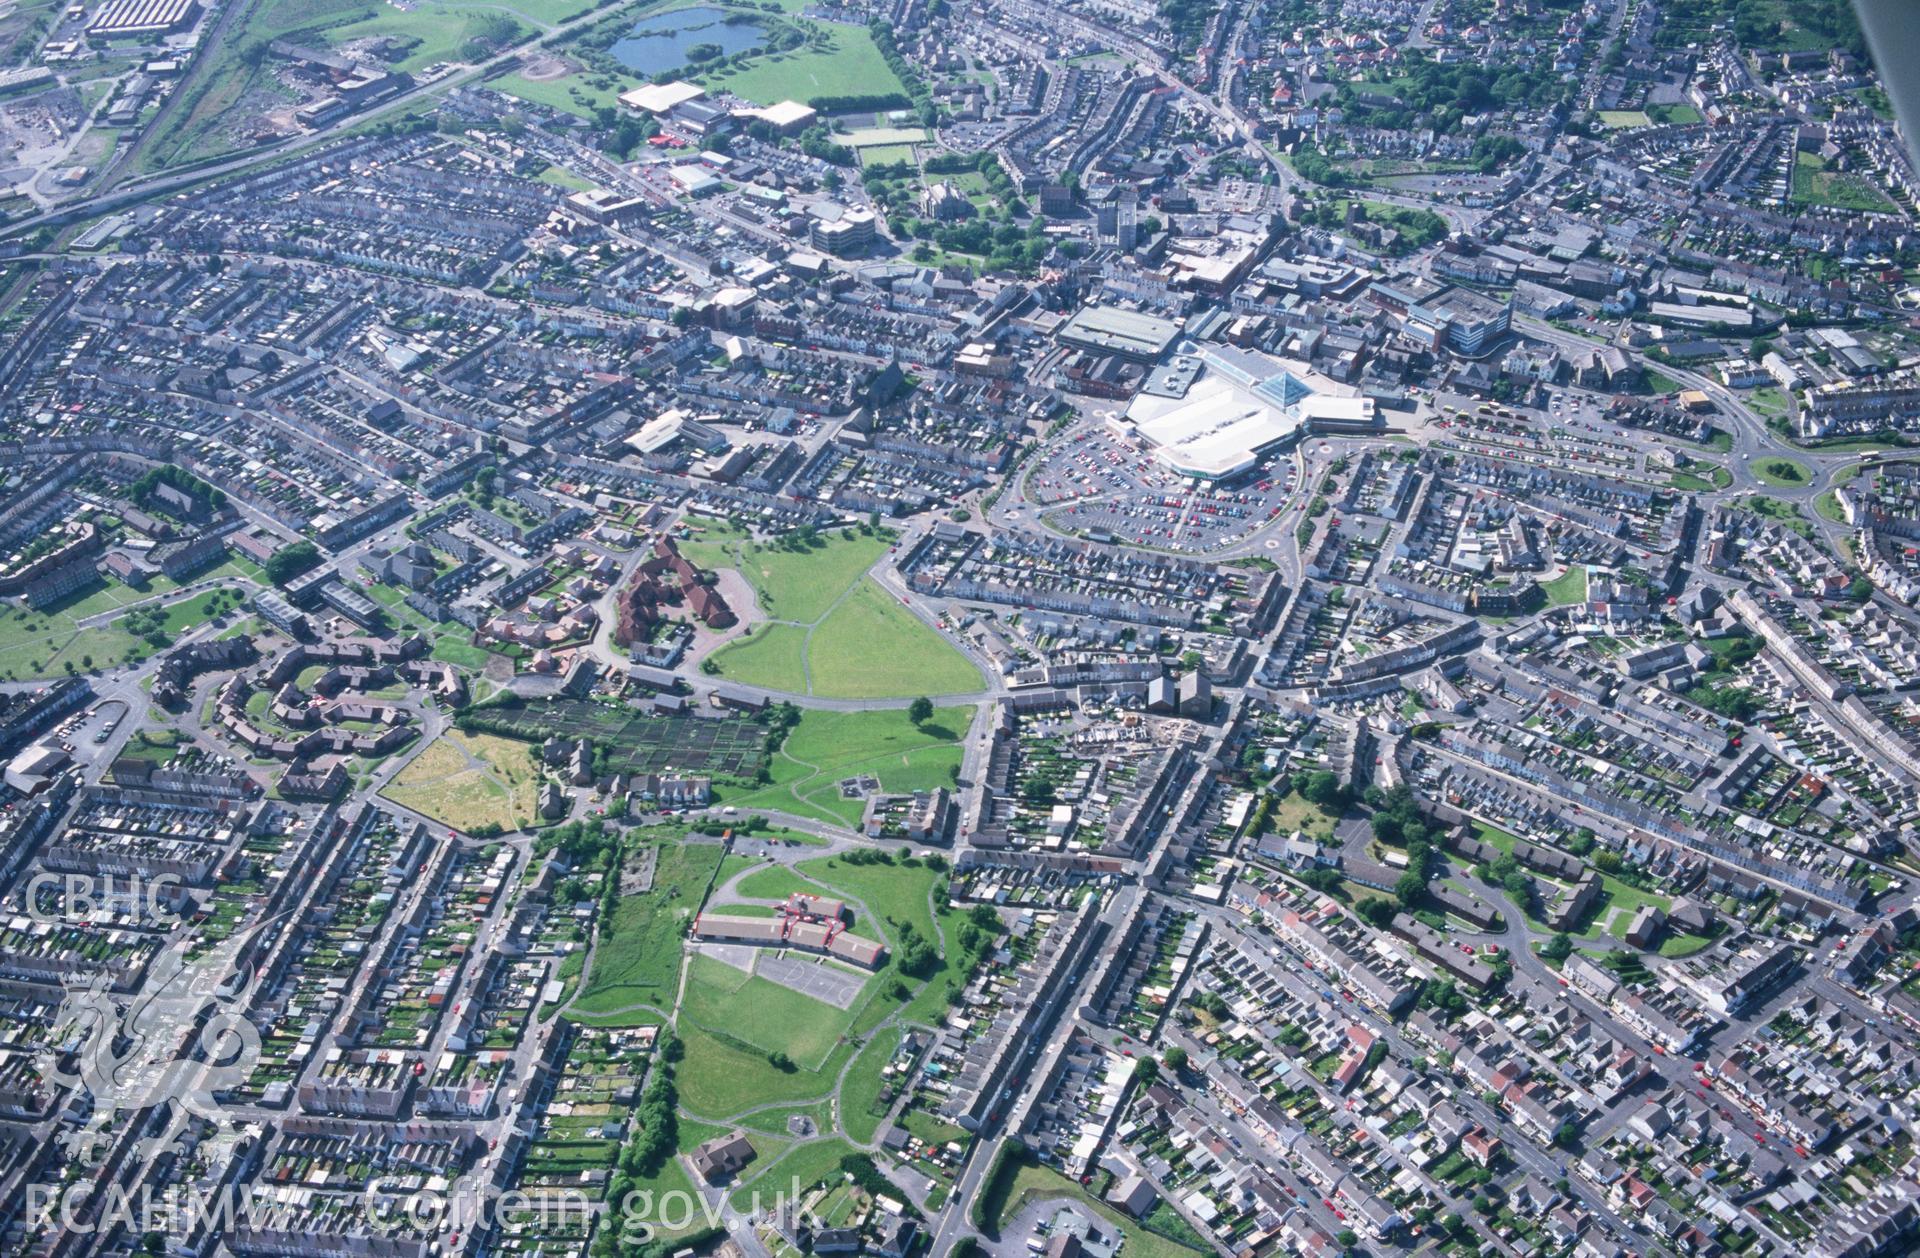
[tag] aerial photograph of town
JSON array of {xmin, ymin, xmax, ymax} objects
[{"xmin": 4, "ymin": 0, "xmax": 1920, "ymax": 1251}]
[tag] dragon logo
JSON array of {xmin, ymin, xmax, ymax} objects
[{"xmin": 38, "ymin": 916, "xmax": 271, "ymax": 1164}]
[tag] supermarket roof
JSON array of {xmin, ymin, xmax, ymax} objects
[
  {"xmin": 1123, "ymin": 347, "xmax": 1357, "ymax": 478},
  {"xmin": 1127, "ymin": 372, "xmax": 1301, "ymax": 479}
]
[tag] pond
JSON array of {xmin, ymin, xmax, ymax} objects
[{"xmin": 608, "ymin": 5, "xmax": 769, "ymax": 76}]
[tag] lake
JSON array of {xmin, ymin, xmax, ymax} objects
[{"xmin": 609, "ymin": 6, "xmax": 769, "ymax": 76}]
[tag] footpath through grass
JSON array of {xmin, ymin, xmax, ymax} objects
[
  {"xmin": 573, "ymin": 837, "xmax": 727, "ymax": 1020},
  {"xmin": 678, "ymin": 849, "xmax": 991, "ymax": 1120},
  {"xmin": 702, "ymin": 528, "xmax": 981, "ymax": 700},
  {"xmin": 381, "ymin": 730, "xmax": 538, "ymax": 833},
  {"xmin": 721, "ymin": 705, "xmax": 970, "ymax": 827},
  {"xmin": 677, "ymin": 1021, "xmax": 858, "ymax": 1116},
  {"xmin": 0, "ymin": 566, "xmax": 259, "ymax": 679},
  {"xmin": 716, "ymin": 529, "xmax": 890, "ymax": 624},
  {"xmin": 680, "ymin": 954, "xmax": 857, "ymax": 1070}
]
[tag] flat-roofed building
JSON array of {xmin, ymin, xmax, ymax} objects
[
  {"xmin": 737, "ymin": 99, "xmax": 817, "ymax": 133},
  {"xmin": 619, "ymin": 80, "xmax": 707, "ymax": 115},
  {"xmin": 88, "ymin": 0, "xmax": 197, "ymax": 37},
  {"xmin": 810, "ymin": 206, "xmax": 878, "ymax": 257},
  {"xmin": 1122, "ymin": 346, "xmax": 1360, "ymax": 478},
  {"xmin": 1057, "ymin": 304, "xmax": 1182, "ymax": 363},
  {"xmin": 1126, "ymin": 373, "xmax": 1301, "ymax": 478}
]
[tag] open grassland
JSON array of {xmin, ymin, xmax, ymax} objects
[
  {"xmin": 572, "ymin": 838, "xmax": 726, "ymax": 1020},
  {"xmin": 716, "ymin": 530, "xmax": 890, "ymax": 624},
  {"xmin": 696, "ymin": 20, "xmax": 903, "ymax": 105},
  {"xmin": 720, "ymin": 706, "xmax": 969, "ymax": 826},
  {"xmin": 676, "ymin": 1021, "xmax": 856, "ymax": 1115},
  {"xmin": 382, "ymin": 734, "xmax": 533, "ymax": 833},
  {"xmin": 734, "ymin": 865, "xmax": 820, "ymax": 902},
  {"xmin": 680, "ymin": 953, "xmax": 861, "ymax": 1070},
  {"xmin": 703, "ymin": 528, "xmax": 979, "ymax": 699},
  {"xmin": 707, "ymin": 622, "xmax": 810, "ymax": 692},
  {"xmin": 1540, "ymin": 565, "xmax": 1589, "ymax": 607},
  {"xmin": 806, "ymin": 579, "xmax": 983, "ymax": 699},
  {"xmin": 839, "ymin": 1025, "xmax": 903, "ymax": 1144},
  {"xmin": 0, "ymin": 565, "xmax": 259, "ymax": 680},
  {"xmin": 727, "ymin": 1137, "xmax": 859, "ymax": 1210}
]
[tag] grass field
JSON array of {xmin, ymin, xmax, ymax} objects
[
  {"xmin": 728, "ymin": 1137, "xmax": 858, "ymax": 1211},
  {"xmin": 536, "ymin": 162, "xmax": 598, "ymax": 191},
  {"xmin": 1791, "ymin": 151, "xmax": 1895, "ymax": 214},
  {"xmin": 320, "ymin": 3, "xmax": 532, "ymax": 72},
  {"xmin": 1754, "ymin": 457, "xmax": 1811, "ymax": 488},
  {"xmin": 1541, "ymin": 565, "xmax": 1589, "ymax": 607},
  {"xmin": 696, "ymin": 19, "xmax": 903, "ymax": 106},
  {"xmin": 734, "ymin": 865, "xmax": 819, "ymax": 901},
  {"xmin": 573, "ymin": 838, "xmax": 727, "ymax": 1019},
  {"xmin": 0, "ymin": 579, "xmax": 155, "ymax": 678},
  {"xmin": 858, "ymin": 143, "xmax": 918, "ymax": 167},
  {"xmin": 381, "ymin": 731, "xmax": 536, "ymax": 833},
  {"xmin": 674, "ymin": 516, "xmax": 753, "ymax": 567},
  {"xmin": 382, "ymin": 739, "xmax": 511, "ymax": 830},
  {"xmin": 0, "ymin": 559, "xmax": 268, "ymax": 680},
  {"xmin": 736, "ymin": 1100, "xmax": 835, "ymax": 1138},
  {"xmin": 840, "ymin": 126, "xmax": 927, "ymax": 145},
  {"xmin": 494, "ymin": 67, "xmax": 623, "ymax": 119},
  {"xmin": 680, "ymin": 954, "xmax": 860, "ymax": 1070},
  {"xmin": 1647, "ymin": 102, "xmax": 1702, "ymax": 125},
  {"xmin": 720, "ymin": 706, "xmax": 969, "ymax": 826},
  {"xmin": 430, "ymin": 633, "xmax": 494, "ymax": 670},
  {"xmin": 806, "ymin": 580, "xmax": 983, "ymax": 699},
  {"xmin": 840, "ymin": 1026, "xmax": 903, "ymax": 1143},
  {"xmin": 1657, "ymin": 931, "xmax": 1716, "ymax": 958},
  {"xmin": 708, "ymin": 623, "xmax": 810, "ymax": 692},
  {"xmin": 717, "ymin": 530, "xmax": 890, "ymax": 623},
  {"xmin": 1642, "ymin": 367, "xmax": 1684, "ymax": 397},
  {"xmin": 1598, "ymin": 109, "xmax": 1652, "ymax": 129},
  {"xmin": 1746, "ymin": 387, "xmax": 1792, "ymax": 422},
  {"xmin": 1268, "ymin": 791, "xmax": 1339, "ymax": 842},
  {"xmin": 703, "ymin": 529, "xmax": 979, "ymax": 700},
  {"xmin": 705, "ymin": 901, "xmax": 781, "ymax": 917},
  {"xmin": 677, "ymin": 1021, "xmax": 855, "ymax": 1116}
]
